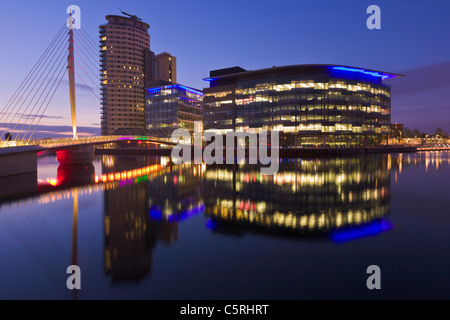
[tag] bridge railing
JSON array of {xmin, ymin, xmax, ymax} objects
[
  {"xmin": 31, "ymin": 135, "xmax": 122, "ymax": 148},
  {"xmin": 30, "ymin": 135, "xmax": 176, "ymax": 148},
  {"xmin": 1, "ymin": 135, "xmax": 177, "ymax": 149},
  {"xmin": 0, "ymin": 140, "xmax": 28, "ymax": 148}
]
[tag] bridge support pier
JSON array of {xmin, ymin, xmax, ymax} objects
[
  {"xmin": 56, "ymin": 145, "xmax": 95, "ymax": 165},
  {"xmin": 0, "ymin": 146, "xmax": 40, "ymax": 200},
  {"xmin": 57, "ymin": 163, "xmax": 95, "ymax": 186}
]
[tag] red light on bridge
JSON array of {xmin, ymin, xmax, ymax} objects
[{"xmin": 47, "ymin": 178, "xmax": 60, "ymax": 186}]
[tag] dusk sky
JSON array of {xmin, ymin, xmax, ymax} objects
[{"xmin": 0, "ymin": 0, "xmax": 449, "ymax": 138}]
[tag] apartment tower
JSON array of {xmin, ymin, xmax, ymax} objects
[{"xmin": 100, "ymin": 14, "xmax": 155, "ymax": 135}]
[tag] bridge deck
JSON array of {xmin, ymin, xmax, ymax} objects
[{"xmin": 0, "ymin": 135, "xmax": 177, "ymax": 153}]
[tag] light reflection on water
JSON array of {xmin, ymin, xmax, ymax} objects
[{"xmin": 0, "ymin": 151, "xmax": 449, "ymax": 299}]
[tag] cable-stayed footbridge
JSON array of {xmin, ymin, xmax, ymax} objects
[{"xmin": 0, "ymin": 16, "xmax": 174, "ymax": 178}]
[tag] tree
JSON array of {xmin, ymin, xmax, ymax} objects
[
  {"xmin": 403, "ymin": 127, "xmax": 413, "ymax": 139},
  {"xmin": 434, "ymin": 128, "xmax": 448, "ymax": 138},
  {"xmin": 412, "ymin": 128, "xmax": 421, "ymax": 138}
]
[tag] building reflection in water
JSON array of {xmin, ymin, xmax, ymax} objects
[
  {"xmin": 389, "ymin": 152, "xmax": 450, "ymax": 183},
  {"xmin": 3, "ymin": 151, "xmax": 448, "ymax": 292},
  {"xmin": 24, "ymin": 152, "xmax": 449, "ymax": 285},
  {"xmin": 204, "ymin": 155, "xmax": 391, "ymax": 241},
  {"xmin": 102, "ymin": 156, "xmax": 204, "ymax": 283}
]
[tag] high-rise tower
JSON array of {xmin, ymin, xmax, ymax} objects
[
  {"xmin": 100, "ymin": 14, "xmax": 155, "ymax": 135},
  {"xmin": 155, "ymin": 52, "xmax": 177, "ymax": 83}
]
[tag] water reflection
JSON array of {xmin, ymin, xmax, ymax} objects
[
  {"xmin": 389, "ymin": 151, "xmax": 450, "ymax": 176},
  {"xmin": 204, "ymin": 155, "xmax": 391, "ymax": 240},
  {"xmin": 0, "ymin": 172, "xmax": 37, "ymax": 201},
  {"xmin": 102, "ymin": 156, "xmax": 204, "ymax": 283},
  {"xmin": 1, "ymin": 151, "xmax": 448, "ymax": 289},
  {"xmin": 103, "ymin": 178, "xmax": 154, "ymax": 282}
]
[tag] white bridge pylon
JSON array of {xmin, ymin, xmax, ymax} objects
[{"xmin": 67, "ymin": 6, "xmax": 81, "ymax": 140}]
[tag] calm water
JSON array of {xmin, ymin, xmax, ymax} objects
[{"xmin": 0, "ymin": 152, "xmax": 449, "ymax": 299}]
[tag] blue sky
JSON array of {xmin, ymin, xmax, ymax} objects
[{"xmin": 0, "ymin": 0, "xmax": 449, "ymax": 138}]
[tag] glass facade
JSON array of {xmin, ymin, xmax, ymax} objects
[
  {"xmin": 145, "ymin": 84, "xmax": 203, "ymax": 137},
  {"xmin": 204, "ymin": 65, "xmax": 402, "ymax": 146}
]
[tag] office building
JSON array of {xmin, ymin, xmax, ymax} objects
[
  {"xmin": 100, "ymin": 14, "xmax": 155, "ymax": 135},
  {"xmin": 145, "ymin": 84, "xmax": 203, "ymax": 137},
  {"xmin": 203, "ymin": 65, "xmax": 403, "ymax": 146},
  {"xmin": 155, "ymin": 52, "xmax": 177, "ymax": 83}
]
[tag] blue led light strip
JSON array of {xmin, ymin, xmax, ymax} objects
[
  {"xmin": 147, "ymin": 84, "xmax": 203, "ymax": 96},
  {"xmin": 147, "ymin": 87, "xmax": 161, "ymax": 94},
  {"xmin": 167, "ymin": 84, "xmax": 203, "ymax": 96},
  {"xmin": 331, "ymin": 219, "xmax": 393, "ymax": 243},
  {"xmin": 331, "ymin": 66, "xmax": 394, "ymax": 80}
]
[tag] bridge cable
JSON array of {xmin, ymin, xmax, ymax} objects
[
  {"xmin": 20, "ymin": 52, "xmax": 69, "ymax": 142},
  {"xmin": 73, "ymin": 35, "xmax": 99, "ymax": 69},
  {"xmin": 72, "ymin": 47, "xmax": 100, "ymax": 84},
  {"xmin": 8, "ymin": 35, "xmax": 69, "ymax": 137},
  {"xmin": 71, "ymin": 55, "xmax": 101, "ymax": 90},
  {"xmin": 74, "ymin": 29, "xmax": 100, "ymax": 61},
  {"xmin": 0, "ymin": 29, "xmax": 68, "ymax": 138},
  {"xmin": 73, "ymin": 32, "xmax": 100, "ymax": 77},
  {"xmin": 78, "ymin": 28, "xmax": 101, "ymax": 55},
  {"xmin": 71, "ymin": 67, "xmax": 101, "ymax": 101},
  {"xmin": 0, "ymin": 23, "xmax": 66, "ymax": 126},
  {"xmin": 0, "ymin": 24, "xmax": 67, "ymax": 134},
  {"xmin": 73, "ymin": 30, "xmax": 100, "ymax": 71},
  {"xmin": 16, "ymin": 41, "xmax": 70, "ymax": 141},
  {"xmin": 0, "ymin": 28, "xmax": 67, "ymax": 137},
  {"xmin": 27, "ymin": 67, "xmax": 68, "ymax": 143}
]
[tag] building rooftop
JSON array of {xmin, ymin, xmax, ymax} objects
[
  {"xmin": 204, "ymin": 64, "xmax": 404, "ymax": 82},
  {"xmin": 155, "ymin": 52, "xmax": 175, "ymax": 57},
  {"xmin": 102, "ymin": 14, "xmax": 150, "ymax": 30}
]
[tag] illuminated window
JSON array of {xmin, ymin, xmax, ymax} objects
[{"xmin": 206, "ymin": 91, "xmax": 232, "ymax": 98}]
